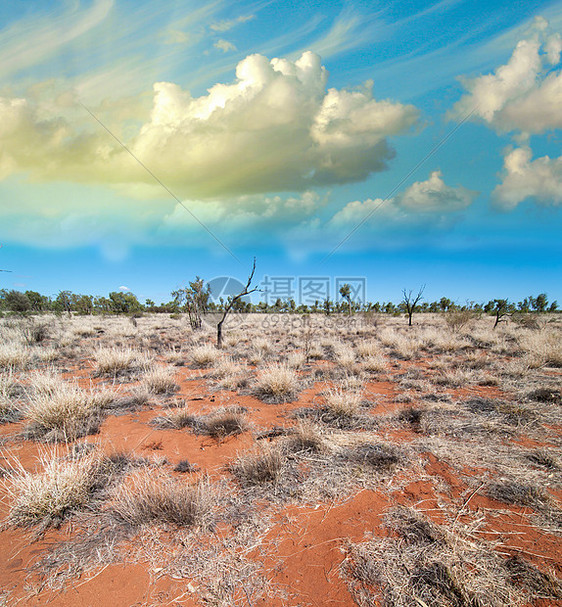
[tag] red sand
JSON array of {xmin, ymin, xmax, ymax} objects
[{"xmin": 1, "ymin": 356, "xmax": 561, "ymax": 606}]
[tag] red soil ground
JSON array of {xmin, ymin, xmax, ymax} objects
[{"xmin": 1, "ymin": 357, "xmax": 561, "ymax": 607}]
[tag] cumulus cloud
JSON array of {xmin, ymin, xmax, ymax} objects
[
  {"xmin": 328, "ymin": 170, "xmax": 476, "ymax": 228},
  {"xmin": 451, "ymin": 17, "xmax": 562, "ymax": 134},
  {"xmin": 0, "ymin": 52, "xmax": 419, "ymax": 197},
  {"xmin": 493, "ymin": 146, "xmax": 562, "ymax": 209},
  {"xmin": 131, "ymin": 52, "xmax": 418, "ymax": 196},
  {"xmin": 394, "ymin": 170, "xmax": 477, "ymax": 212}
]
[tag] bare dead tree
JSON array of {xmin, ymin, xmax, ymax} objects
[
  {"xmin": 402, "ymin": 285, "xmax": 425, "ymax": 326},
  {"xmin": 216, "ymin": 258, "xmax": 258, "ymax": 349}
]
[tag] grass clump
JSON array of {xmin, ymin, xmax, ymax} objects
[
  {"xmin": 203, "ymin": 406, "xmax": 248, "ymax": 439},
  {"xmin": 281, "ymin": 423, "xmax": 325, "ymax": 454},
  {"xmin": 0, "ymin": 343, "xmax": 30, "ymax": 370},
  {"xmin": 141, "ymin": 366, "xmax": 179, "ymax": 394},
  {"xmin": 4, "ymin": 453, "xmax": 104, "ymax": 529},
  {"xmin": 191, "ymin": 344, "xmax": 219, "ymax": 368},
  {"xmin": 153, "ymin": 405, "xmax": 248, "ymax": 439},
  {"xmin": 230, "ymin": 446, "xmax": 285, "ymax": 486},
  {"xmin": 324, "ymin": 386, "xmax": 363, "ymax": 418},
  {"xmin": 0, "ymin": 371, "xmax": 22, "ymax": 423},
  {"xmin": 525, "ymin": 448, "xmax": 559, "ymax": 470},
  {"xmin": 255, "ymin": 363, "xmax": 300, "ymax": 403},
  {"xmin": 93, "ymin": 347, "xmax": 151, "ymax": 377},
  {"xmin": 343, "ymin": 506, "xmax": 547, "ymax": 607},
  {"xmin": 24, "ymin": 381, "xmax": 113, "ymax": 441},
  {"xmin": 486, "ymin": 480, "xmax": 550, "ymax": 510},
  {"xmin": 344, "ymin": 442, "xmax": 402, "ymax": 472},
  {"xmin": 112, "ymin": 472, "xmax": 215, "ymax": 528},
  {"xmin": 152, "ymin": 405, "xmax": 197, "ymax": 430}
]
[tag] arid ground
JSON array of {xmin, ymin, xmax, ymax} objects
[{"xmin": 0, "ymin": 312, "xmax": 561, "ymax": 606}]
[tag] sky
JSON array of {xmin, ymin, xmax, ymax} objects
[{"xmin": 0, "ymin": 0, "xmax": 561, "ymax": 306}]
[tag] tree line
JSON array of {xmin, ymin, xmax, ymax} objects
[{"xmin": 0, "ymin": 287, "xmax": 558, "ymax": 318}]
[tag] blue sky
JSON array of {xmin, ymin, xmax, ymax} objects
[{"xmin": 0, "ymin": 0, "xmax": 561, "ymax": 305}]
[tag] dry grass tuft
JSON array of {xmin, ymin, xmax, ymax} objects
[
  {"xmin": 202, "ymin": 407, "xmax": 248, "ymax": 439},
  {"xmin": 24, "ymin": 380, "xmax": 113, "ymax": 441},
  {"xmin": 344, "ymin": 442, "xmax": 402, "ymax": 471},
  {"xmin": 141, "ymin": 366, "xmax": 179, "ymax": 394},
  {"xmin": 504, "ymin": 555, "xmax": 562, "ymax": 599},
  {"xmin": 0, "ymin": 343, "xmax": 30, "ymax": 370},
  {"xmin": 342, "ymin": 506, "xmax": 550, "ymax": 607},
  {"xmin": 4, "ymin": 453, "xmax": 104, "ymax": 529},
  {"xmin": 230, "ymin": 446, "xmax": 285, "ymax": 486},
  {"xmin": 93, "ymin": 347, "xmax": 151, "ymax": 377},
  {"xmin": 324, "ymin": 385, "xmax": 363, "ymax": 418},
  {"xmin": 525, "ymin": 448, "xmax": 559, "ymax": 470},
  {"xmin": 485, "ymin": 480, "xmax": 551, "ymax": 510},
  {"xmin": 0, "ymin": 371, "xmax": 21, "ymax": 423},
  {"xmin": 191, "ymin": 344, "xmax": 220, "ymax": 368},
  {"xmin": 112, "ymin": 472, "xmax": 216, "ymax": 528},
  {"xmin": 281, "ymin": 423, "xmax": 325, "ymax": 454},
  {"xmin": 255, "ymin": 363, "xmax": 300, "ymax": 403}
]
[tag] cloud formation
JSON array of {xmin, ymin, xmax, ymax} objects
[
  {"xmin": 0, "ymin": 52, "xmax": 419, "ymax": 197},
  {"xmin": 214, "ymin": 39, "xmax": 236, "ymax": 53},
  {"xmin": 493, "ymin": 146, "xmax": 562, "ymax": 209},
  {"xmin": 0, "ymin": 0, "xmax": 113, "ymax": 80},
  {"xmin": 451, "ymin": 17, "xmax": 562, "ymax": 134},
  {"xmin": 210, "ymin": 15, "xmax": 255, "ymax": 33},
  {"xmin": 329, "ymin": 170, "xmax": 477, "ymax": 228}
]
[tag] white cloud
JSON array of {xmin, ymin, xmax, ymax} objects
[
  {"xmin": 0, "ymin": 52, "xmax": 419, "ymax": 197},
  {"xmin": 210, "ymin": 15, "xmax": 255, "ymax": 32},
  {"xmin": 214, "ymin": 39, "xmax": 236, "ymax": 53},
  {"xmin": 493, "ymin": 146, "xmax": 562, "ymax": 209},
  {"xmin": 118, "ymin": 286, "xmax": 130, "ymax": 291},
  {"xmin": 328, "ymin": 170, "xmax": 476, "ymax": 228},
  {"xmin": 451, "ymin": 17, "xmax": 562, "ymax": 134},
  {"xmin": 394, "ymin": 170, "xmax": 477, "ymax": 212}
]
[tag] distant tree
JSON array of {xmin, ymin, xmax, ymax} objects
[
  {"xmin": 73, "ymin": 294, "xmax": 93, "ymax": 315},
  {"xmin": 517, "ymin": 297, "xmax": 531, "ymax": 313},
  {"xmin": 384, "ymin": 301, "xmax": 396, "ymax": 314},
  {"xmin": 339, "ymin": 283, "xmax": 353, "ymax": 315},
  {"xmin": 533, "ymin": 293, "xmax": 548, "ymax": 313},
  {"xmin": 216, "ymin": 258, "xmax": 258, "ymax": 348},
  {"xmin": 25, "ymin": 290, "xmax": 49, "ymax": 312},
  {"xmin": 491, "ymin": 298, "xmax": 511, "ymax": 328},
  {"xmin": 549, "ymin": 301, "xmax": 558, "ymax": 313},
  {"xmin": 323, "ymin": 298, "xmax": 333, "ymax": 316},
  {"xmin": 4, "ymin": 290, "xmax": 30, "ymax": 314},
  {"xmin": 93, "ymin": 296, "xmax": 112, "ymax": 314},
  {"xmin": 439, "ymin": 297, "xmax": 453, "ymax": 312},
  {"xmin": 172, "ymin": 277, "xmax": 211, "ymax": 330},
  {"xmin": 55, "ymin": 290, "xmax": 73, "ymax": 316},
  {"xmin": 108, "ymin": 291, "xmax": 143, "ymax": 315},
  {"xmin": 402, "ymin": 285, "xmax": 425, "ymax": 326}
]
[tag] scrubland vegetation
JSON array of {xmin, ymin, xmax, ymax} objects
[{"xmin": 0, "ymin": 308, "xmax": 560, "ymax": 606}]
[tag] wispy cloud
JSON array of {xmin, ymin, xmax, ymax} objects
[
  {"xmin": 0, "ymin": 0, "xmax": 114, "ymax": 80},
  {"xmin": 214, "ymin": 39, "xmax": 237, "ymax": 52},
  {"xmin": 210, "ymin": 14, "xmax": 255, "ymax": 32},
  {"xmin": 293, "ymin": 6, "xmax": 387, "ymax": 59}
]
